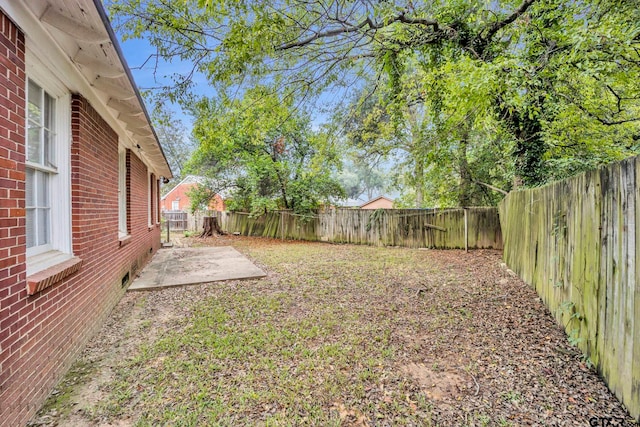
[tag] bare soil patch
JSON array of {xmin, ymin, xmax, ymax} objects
[
  {"xmin": 400, "ymin": 363, "xmax": 467, "ymax": 402},
  {"xmin": 30, "ymin": 236, "xmax": 637, "ymax": 426}
]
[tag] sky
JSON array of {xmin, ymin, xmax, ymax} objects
[
  {"xmin": 113, "ymin": 28, "xmax": 341, "ymax": 132},
  {"xmin": 115, "ymin": 35, "xmax": 204, "ymax": 129},
  {"xmin": 111, "ymin": 10, "xmax": 398, "ymax": 200}
]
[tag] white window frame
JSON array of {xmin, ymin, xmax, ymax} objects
[
  {"xmin": 25, "ymin": 51, "xmax": 72, "ymax": 275},
  {"xmin": 155, "ymin": 178, "xmax": 161, "ymax": 224},
  {"xmin": 172, "ymin": 200, "xmax": 180, "ymax": 211},
  {"xmin": 118, "ymin": 145, "xmax": 128, "ymax": 237},
  {"xmin": 148, "ymin": 171, "xmax": 153, "ymax": 227}
]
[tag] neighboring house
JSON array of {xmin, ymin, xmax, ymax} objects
[
  {"xmin": 161, "ymin": 175, "xmax": 225, "ymax": 212},
  {"xmin": 0, "ymin": 2, "xmax": 172, "ymax": 426},
  {"xmin": 360, "ymin": 196, "xmax": 395, "ymax": 209}
]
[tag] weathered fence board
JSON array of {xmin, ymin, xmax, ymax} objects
[
  {"xmin": 214, "ymin": 208, "xmax": 502, "ymax": 250},
  {"xmin": 162, "ymin": 211, "xmax": 188, "ymax": 230},
  {"xmin": 499, "ymin": 156, "xmax": 640, "ymax": 421}
]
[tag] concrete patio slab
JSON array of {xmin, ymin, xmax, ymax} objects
[{"xmin": 128, "ymin": 246, "xmax": 266, "ymax": 291}]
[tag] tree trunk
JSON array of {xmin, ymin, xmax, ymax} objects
[
  {"xmin": 415, "ymin": 158, "xmax": 424, "ymax": 208},
  {"xmin": 458, "ymin": 131, "xmax": 472, "ymax": 207},
  {"xmin": 498, "ymin": 96, "xmax": 546, "ymax": 188},
  {"xmin": 200, "ymin": 216, "xmax": 225, "ymax": 237}
]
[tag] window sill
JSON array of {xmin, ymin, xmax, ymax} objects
[
  {"xmin": 119, "ymin": 234, "xmax": 132, "ymax": 247},
  {"xmin": 26, "ymin": 255, "xmax": 83, "ymax": 295}
]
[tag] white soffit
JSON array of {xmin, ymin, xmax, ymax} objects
[
  {"xmin": 15, "ymin": 0, "xmax": 173, "ymax": 179},
  {"xmin": 74, "ymin": 49, "xmax": 124, "ymax": 78},
  {"xmin": 40, "ymin": 4, "xmax": 109, "ymax": 42}
]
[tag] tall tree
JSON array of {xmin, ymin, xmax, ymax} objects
[
  {"xmin": 185, "ymin": 86, "xmax": 344, "ymax": 215},
  {"xmin": 336, "ymin": 160, "xmax": 388, "ymax": 202},
  {"xmin": 111, "ymin": 0, "xmax": 640, "ymax": 191},
  {"xmin": 109, "ymin": 0, "xmax": 537, "ymax": 96}
]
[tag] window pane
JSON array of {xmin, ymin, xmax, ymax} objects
[
  {"xmin": 27, "ymin": 126, "xmax": 41, "ymax": 163},
  {"xmin": 28, "ymin": 80, "xmax": 42, "ymax": 123},
  {"xmin": 37, "ymin": 207, "xmax": 49, "ymax": 245},
  {"xmin": 44, "ymin": 129, "xmax": 56, "ymax": 168},
  {"xmin": 37, "ymin": 171, "xmax": 48, "ymax": 207},
  {"xmin": 26, "ymin": 208, "xmax": 35, "ymax": 248},
  {"xmin": 44, "ymin": 92, "xmax": 55, "ymax": 130},
  {"xmin": 26, "ymin": 168, "xmax": 35, "ymax": 206}
]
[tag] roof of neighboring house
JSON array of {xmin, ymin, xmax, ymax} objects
[
  {"xmin": 360, "ymin": 196, "xmax": 395, "ymax": 208},
  {"xmin": 161, "ymin": 175, "xmax": 229, "ymax": 201},
  {"xmin": 161, "ymin": 176, "xmax": 200, "ymax": 201},
  {"xmin": 4, "ymin": 0, "xmax": 172, "ymax": 179}
]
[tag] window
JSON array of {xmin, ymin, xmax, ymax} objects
[
  {"xmin": 148, "ymin": 173, "xmax": 160, "ymax": 225},
  {"xmin": 26, "ymin": 80, "xmax": 55, "ymax": 251},
  {"xmin": 118, "ymin": 146, "xmax": 128, "ymax": 236},
  {"xmin": 148, "ymin": 172, "xmax": 152, "ymax": 226},
  {"xmin": 172, "ymin": 200, "xmax": 179, "ymax": 211},
  {"xmin": 25, "ymin": 70, "xmax": 71, "ymax": 274},
  {"xmin": 156, "ymin": 179, "xmax": 161, "ymax": 223}
]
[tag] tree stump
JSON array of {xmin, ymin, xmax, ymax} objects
[{"xmin": 200, "ymin": 216, "xmax": 225, "ymax": 238}]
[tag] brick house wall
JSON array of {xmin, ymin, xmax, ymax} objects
[
  {"xmin": 0, "ymin": 11, "xmax": 162, "ymax": 426},
  {"xmin": 161, "ymin": 181, "xmax": 225, "ymax": 212}
]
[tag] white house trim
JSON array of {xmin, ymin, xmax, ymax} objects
[{"xmin": 0, "ymin": 1, "xmax": 172, "ymax": 180}]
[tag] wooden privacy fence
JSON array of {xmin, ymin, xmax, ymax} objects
[
  {"xmin": 162, "ymin": 211, "xmax": 188, "ymax": 230},
  {"xmin": 499, "ymin": 156, "xmax": 639, "ymax": 421},
  {"xmin": 213, "ymin": 208, "xmax": 502, "ymax": 249}
]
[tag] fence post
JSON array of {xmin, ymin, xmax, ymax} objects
[{"xmin": 464, "ymin": 208, "xmax": 468, "ymax": 252}]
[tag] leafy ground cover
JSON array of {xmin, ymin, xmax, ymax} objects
[{"xmin": 31, "ymin": 236, "xmax": 636, "ymax": 426}]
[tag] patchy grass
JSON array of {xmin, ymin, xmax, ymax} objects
[
  {"xmin": 95, "ymin": 243, "xmax": 432, "ymax": 425},
  {"xmin": 28, "ymin": 360, "xmax": 97, "ymax": 424},
  {"xmin": 33, "ymin": 237, "xmax": 637, "ymax": 426}
]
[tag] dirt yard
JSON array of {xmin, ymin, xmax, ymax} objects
[{"xmin": 30, "ymin": 236, "xmax": 636, "ymax": 426}]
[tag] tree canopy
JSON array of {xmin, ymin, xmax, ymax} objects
[
  {"xmin": 184, "ymin": 86, "xmax": 344, "ymax": 215},
  {"xmin": 110, "ymin": 0, "xmax": 640, "ymax": 207}
]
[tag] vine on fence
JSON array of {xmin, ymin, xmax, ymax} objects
[{"xmin": 365, "ymin": 209, "xmax": 385, "ymax": 232}]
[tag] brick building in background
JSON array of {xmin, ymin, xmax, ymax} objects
[
  {"xmin": 161, "ymin": 175, "xmax": 226, "ymax": 212},
  {"xmin": 0, "ymin": 1, "xmax": 172, "ymax": 425}
]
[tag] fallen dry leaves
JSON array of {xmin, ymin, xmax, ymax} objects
[{"xmin": 30, "ymin": 236, "xmax": 637, "ymax": 426}]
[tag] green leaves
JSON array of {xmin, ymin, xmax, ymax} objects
[
  {"xmin": 186, "ymin": 86, "xmax": 343, "ymax": 215},
  {"xmin": 109, "ymin": 0, "xmax": 640, "ymax": 201}
]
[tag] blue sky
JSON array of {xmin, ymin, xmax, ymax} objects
[
  {"xmin": 112, "ymin": 19, "xmax": 397, "ymax": 199},
  {"xmin": 115, "ymin": 31, "xmax": 341, "ymax": 131},
  {"xmin": 116, "ymin": 35, "xmax": 203, "ymax": 128}
]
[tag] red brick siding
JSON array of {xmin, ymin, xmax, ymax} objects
[
  {"xmin": 0, "ymin": 13, "xmax": 162, "ymax": 425},
  {"xmin": 0, "ymin": 11, "xmax": 27, "ymax": 425},
  {"xmin": 161, "ymin": 182, "xmax": 225, "ymax": 212}
]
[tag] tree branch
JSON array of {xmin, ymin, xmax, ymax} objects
[
  {"xmin": 277, "ymin": 10, "xmax": 440, "ymax": 51},
  {"xmin": 473, "ymin": 179, "xmax": 508, "ymax": 195},
  {"xmin": 481, "ymin": 0, "xmax": 538, "ymax": 44}
]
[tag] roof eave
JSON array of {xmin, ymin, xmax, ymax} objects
[{"xmin": 91, "ymin": 0, "xmax": 172, "ymax": 179}]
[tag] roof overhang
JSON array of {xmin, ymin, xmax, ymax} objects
[{"xmin": 0, "ymin": 0, "xmax": 173, "ymax": 179}]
